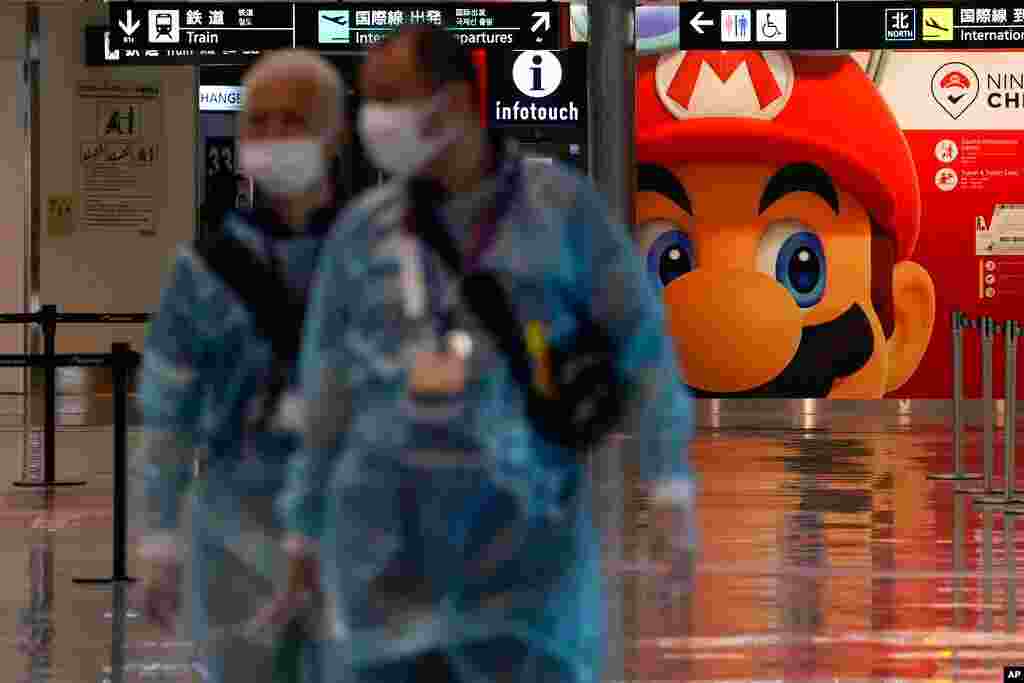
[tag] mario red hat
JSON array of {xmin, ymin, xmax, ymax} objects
[{"xmin": 636, "ymin": 51, "xmax": 921, "ymax": 261}]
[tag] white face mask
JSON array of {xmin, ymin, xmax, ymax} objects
[
  {"xmin": 358, "ymin": 93, "xmax": 458, "ymax": 177},
  {"xmin": 239, "ymin": 138, "xmax": 327, "ymax": 197}
]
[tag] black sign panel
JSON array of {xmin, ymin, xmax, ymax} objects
[
  {"xmin": 86, "ymin": 26, "xmax": 190, "ymax": 65},
  {"xmin": 102, "ymin": 3, "xmax": 558, "ymax": 63},
  {"xmin": 107, "ymin": 2, "xmax": 294, "ymax": 62},
  {"xmin": 840, "ymin": 3, "xmax": 1024, "ymax": 49},
  {"xmin": 294, "ymin": 4, "xmax": 558, "ymax": 51},
  {"xmin": 679, "ymin": 2, "xmax": 1024, "ymax": 49},
  {"xmin": 488, "ymin": 48, "xmax": 586, "ymax": 130},
  {"xmin": 678, "ymin": 3, "xmax": 836, "ymax": 50}
]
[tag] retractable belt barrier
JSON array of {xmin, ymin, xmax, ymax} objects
[
  {"xmin": 0, "ymin": 304, "xmax": 149, "ymax": 489},
  {"xmin": 0, "ymin": 306, "xmax": 149, "ymax": 585},
  {"xmin": 930, "ymin": 311, "xmax": 1024, "ymax": 514}
]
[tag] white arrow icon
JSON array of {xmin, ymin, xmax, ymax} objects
[
  {"xmin": 104, "ymin": 31, "xmax": 120, "ymax": 61},
  {"xmin": 118, "ymin": 8, "xmax": 140, "ymax": 36},
  {"xmin": 690, "ymin": 11, "xmax": 713, "ymax": 34},
  {"xmin": 531, "ymin": 11, "xmax": 551, "ymax": 33}
]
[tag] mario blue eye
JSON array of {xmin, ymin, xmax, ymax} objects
[
  {"xmin": 757, "ymin": 223, "xmax": 827, "ymax": 308},
  {"xmin": 645, "ymin": 228, "xmax": 694, "ymax": 289}
]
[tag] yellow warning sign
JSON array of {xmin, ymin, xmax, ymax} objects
[{"xmin": 46, "ymin": 195, "xmax": 74, "ymax": 236}]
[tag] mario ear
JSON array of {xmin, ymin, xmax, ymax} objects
[{"xmin": 885, "ymin": 261, "xmax": 936, "ymax": 393}]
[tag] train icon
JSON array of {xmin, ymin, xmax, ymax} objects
[
  {"xmin": 148, "ymin": 9, "xmax": 180, "ymax": 42},
  {"xmin": 155, "ymin": 14, "xmax": 173, "ymax": 36}
]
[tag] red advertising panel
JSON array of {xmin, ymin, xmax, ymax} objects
[
  {"xmin": 880, "ymin": 52, "xmax": 1024, "ymax": 398},
  {"xmin": 632, "ymin": 48, "xmax": 1024, "ymax": 398}
]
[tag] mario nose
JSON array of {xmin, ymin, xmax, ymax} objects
[{"xmin": 662, "ymin": 269, "xmax": 803, "ymax": 393}]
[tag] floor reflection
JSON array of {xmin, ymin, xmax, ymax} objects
[
  {"xmin": 3, "ymin": 424, "xmax": 1024, "ymax": 681},
  {"xmin": 629, "ymin": 428, "xmax": 1024, "ymax": 681}
]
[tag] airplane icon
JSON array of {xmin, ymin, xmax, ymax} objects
[
  {"xmin": 321, "ymin": 13, "xmax": 348, "ymax": 27},
  {"xmin": 318, "ymin": 10, "xmax": 351, "ymax": 43},
  {"xmin": 925, "ymin": 17, "xmax": 948, "ymax": 32}
]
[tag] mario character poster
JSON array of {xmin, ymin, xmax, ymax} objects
[{"xmin": 634, "ymin": 50, "xmax": 937, "ymax": 398}]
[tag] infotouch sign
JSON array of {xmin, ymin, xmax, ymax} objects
[
  {"xmin": 494, "ymin": 50, "xmax": 581, "ymax": 124},
  {"xmin": 494, "ymin": 100, "xmax": 580, "ymax": 122}
]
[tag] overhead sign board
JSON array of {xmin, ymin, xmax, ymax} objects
[
  {"xmin": 102, "ymin": 3, "xmax": 559, "ymax": 64},
  {"xmin": 678, "ymin": 2, "xmax": 1024, "ymax": 50},
  {"xmin": 107, "ymin": 3, "xmax": 294, "ymax": 62},
  {"xmin": 293, "ymin": 4, "xmax": 559, "ymax": 50},
  {"xmin": 488, "ymin": 47, "xmax": 586, "ymax": 130}
]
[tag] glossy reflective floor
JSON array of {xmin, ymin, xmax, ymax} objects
[{"xmin": 3, "ymin": 403, "xmax": 1024, "ymax": 682}]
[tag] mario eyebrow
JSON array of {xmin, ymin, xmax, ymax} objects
[
  {"xmin": 637, "ymin": 164, "xmax": 692, "ymax": 215},
  {"xmin": 759, "ymin": 163, "xmax": 840, "ymax": 215}
]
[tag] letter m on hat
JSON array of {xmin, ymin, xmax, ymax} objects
[{"xmin": 655, "ymin": 51, "xmax": 795, "ymax": 121}]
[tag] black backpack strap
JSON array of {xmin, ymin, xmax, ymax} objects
[
  {"xmin": 409, "ymin": 179, "xmax": 627, "ymax": 459},
  {"xmin": 408, "ymin": 180, "xmax": 536, "ymax": 393},
  {"xmin": 194, "ymin": 229, "xmax": 306, "ymax": 427}
]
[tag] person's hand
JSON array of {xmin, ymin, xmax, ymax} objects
[
  {"xmin": 410, "ymin": 351, "xmax": 466, "ymax": 395},
  {"xmin": 254, "ymin": 554, "xmax": 320, "ymax": 635},
  {"xmin": 647, "ymin": 497, "xmax": 698, "ymax": 605},
  {"xmin": 136, "ymin": 560, "xmax": 182, "ymax": 633}
]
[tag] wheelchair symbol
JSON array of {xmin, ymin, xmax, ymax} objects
[{"xmin": 761, "ymin": 16, "xmax": 780, "ymax": 38}]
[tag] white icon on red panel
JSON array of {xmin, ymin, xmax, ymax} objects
[
  {"xmin": 756, "ymin": 10, "xmax": 787, "ymax": 42},
  {"xmin": 986, "ymin": 260, "xmax": 997, "ymax": 271},
  {"xmin": 935, "ymin": 139, "xmax": 959, "ymax": 163},
  {"xmin": 935, "ymin": 167, "xmax": 959, "ymax": 191},
  {"xmin": 986, "ymin": 274, "xmax": 996, "ymax": 285}
]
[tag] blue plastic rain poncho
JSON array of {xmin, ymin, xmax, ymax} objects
[
  {"xmin": 136, "ymin": 209, "xmax": 334, "ymax": 683},
  {"xmin": 278, "ymin": 141, "xmax": 696, "ymax": 683}
]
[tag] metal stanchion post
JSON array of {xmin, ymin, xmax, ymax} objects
[
  {"xmin": 932, "ymin": 311, "xmax": 982, "ymax": 482},
  {"xmin": 109, "ymin": 584, "xmax": 128, "ymax": 683},
  {"xmin": 973, "ymin": 317, "xmax": 1000, "ymax": 499},
  {"xmin": 946, "ymin": 493, "xmax": 967, "ymax": 680},
  {"xmin": 983, "ymin": 321, "xmax": 1023, "ymax": 505},
  {"xmin": 1008, "ymin": 515, "xmax": 1017, "ymax": 632},
  {"xmin": 75, "ymin": 343, "xmax": 137, "ymax": 585},
  {"xmin": 13, "ymin": 305, "xmax": 85, "ymax": 488},
  {"xmin": 981, "ymin": 504, "xmax": 995, "ymax": 631}
]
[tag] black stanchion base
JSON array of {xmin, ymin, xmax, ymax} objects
[
  {"xmin": 928, "ymin": 472, "xmax": 983, "ymax": 481},
  {"xmin": 974, "ymin": 494, "xmax": 1014, "ymax": 507},
  {"xmin": 73, "ymin": 576, "xmax": 137, "ymax": 585},
  {"xmin": 12, "ymin": 479, "xmax": 87, "ymax": 488}
]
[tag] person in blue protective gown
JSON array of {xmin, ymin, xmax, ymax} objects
[
  {"xmin": 275, "ymin": 26, "xmax": 699, "ymax": 683},
  {"xmin": 133, "ymin": 50, "xmax": 349, "ymax": 683}
]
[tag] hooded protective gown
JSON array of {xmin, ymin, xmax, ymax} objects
[
  {"xmin": 277, "ymin": 143, "xmax": 697, "ymax": 683},
  {"xmin": 135, "ymin": 210, "xmax": 332, "ymax": 683}
]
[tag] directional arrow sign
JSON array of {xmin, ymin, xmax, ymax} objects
[
  {"xmin": 690, "ymin": 11, "xmax": 713, "ymax": 34},
  {"xmin": 118, "ymin": 8, "xmax": 140, "ymax": 36},
  {"xmin": 532, "ymin": 11, "xmax": 551, "ymax": 33}
]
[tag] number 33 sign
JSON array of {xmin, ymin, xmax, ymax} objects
[{"xmin": 206, "ymin": 137, "xmax": 235, "ymax": 177}]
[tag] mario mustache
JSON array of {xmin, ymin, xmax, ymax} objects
[{"xmin": 689, "ymin": 304, "xmax": 875, "ymax": 398}]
